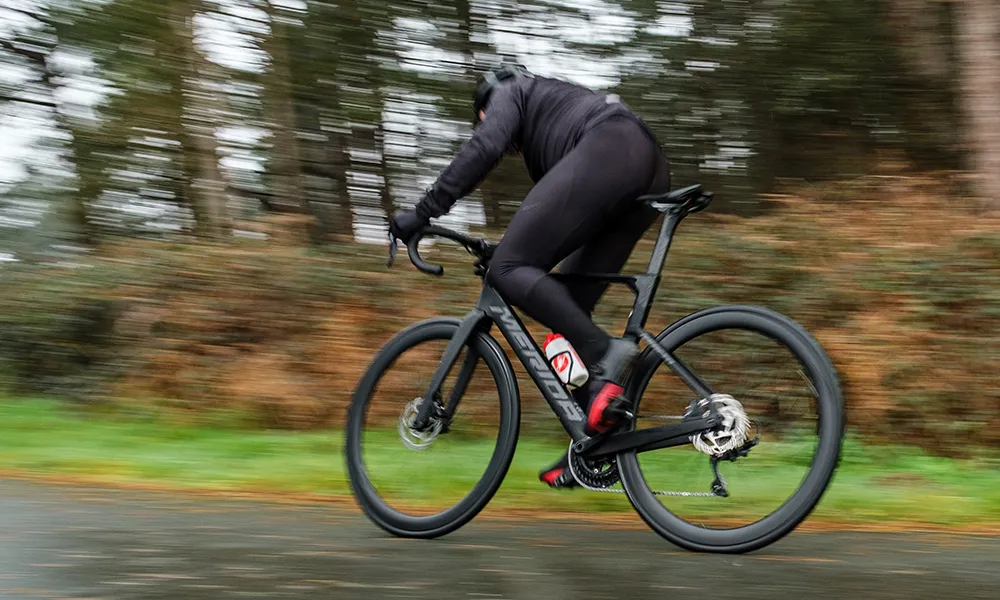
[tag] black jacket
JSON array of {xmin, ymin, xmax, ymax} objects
[{"xmin": 415, "ymin": 76, "xmax": 664, "ymax": 220}]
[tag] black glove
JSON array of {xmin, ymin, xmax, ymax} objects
[{"xmin": 389, "ymin": 209, "xmax": 429, "ymax": 244}]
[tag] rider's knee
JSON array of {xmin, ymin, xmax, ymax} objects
[
  {"xmin": 484, "ymin": 260, "xmax": 511, "ymax": 292},
  {"xmin": 485, "ymin": 251, "xmax": 524, "ymax": 297}
]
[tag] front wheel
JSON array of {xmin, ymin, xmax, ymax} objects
[
  {"xmin": 345, "ymin": 318, "xmax": 520, "ymax": 538},
  {"xmin": 618, "ymin": 305, "xmax": 844, "ymax": 553}
]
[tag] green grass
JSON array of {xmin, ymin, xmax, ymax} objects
[{"xmin": 1, "ymin": 399, "xmax": 999, "ymax": 527}]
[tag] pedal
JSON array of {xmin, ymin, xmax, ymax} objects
[
  {"xmin": 594, "ymin": 396, "xmax": 634, "ymax": 433},
  {"xmin": 586, "ymin": 385, "xmax": 635, "ymax": 435},
  {"xmin": 605, "ymin": 396, "xmax": 634, "ymax": 420},
  {"xmin": 541, "ymin": 468, "xmax": 579, "ymax": 490}
]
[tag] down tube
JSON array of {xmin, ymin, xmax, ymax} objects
[{"xmin": 476, "ymin": 286, "xmax": 589, "ymax": 441}]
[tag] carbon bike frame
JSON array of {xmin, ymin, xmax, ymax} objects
[{"xmin": 410, "ymin": 195, "xmax": 722, "ymax": 458}]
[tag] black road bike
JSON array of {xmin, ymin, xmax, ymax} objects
[{"xmin": 345, "ymin": 185, "xmax": 844, "ymax": 553}]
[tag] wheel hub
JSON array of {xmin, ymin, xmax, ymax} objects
[
  {"xmin": 398, "ymin": 398, "xmax": 444, "ymax": 450},
  {"xmin": 687, "ymin": 393, "xmax": 752, "ymax": 457}
]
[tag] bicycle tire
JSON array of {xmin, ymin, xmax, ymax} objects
[
  {"xmin": 345, "ymin": 317, "xmax": 520, "ymax": 538},
  {"xmin": 618, "ymin": 305, "xmax": 844, "ymax": 553}
]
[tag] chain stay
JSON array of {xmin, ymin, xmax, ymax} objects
[
  {"xmin": 573, "ymin": 402, "xmax": 760, "ymax": 497},
  {"xmin": 576, "ymin": 484, "xmax": 720, "ymax": 498},
  {"xmin": 567, "ymin": 442, "xmax": 722, "ymax": 498}
]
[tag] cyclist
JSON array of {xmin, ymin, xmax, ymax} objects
[{"xmin": 389, "ymin": 64, "xmax": 671, "ymax": 488}]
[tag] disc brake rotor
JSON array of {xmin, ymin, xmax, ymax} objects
[
  {"xmin": 687, "ymin": 393, "xmax": 752, "ymax": 457},
  {"xmin": 398, "ymin": 398, "xmax": 443, "ymax": 450}
]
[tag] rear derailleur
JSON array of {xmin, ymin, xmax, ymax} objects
[
  {"xmin": 682, "ymin": 394, "xmax": 760, "ymax": 497},
  {"xmin": 708, "ymin": 435, "xmax": 760, "ymax": 497}
]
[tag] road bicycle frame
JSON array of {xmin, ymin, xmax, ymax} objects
[{"xmin": 409, "ymin": 188, "xmax": 723, "ymax": 458}]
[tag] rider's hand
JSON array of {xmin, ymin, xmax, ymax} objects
[{"xmin": 389, "ymin": 209, "xmax": 429, "ymax": 244}]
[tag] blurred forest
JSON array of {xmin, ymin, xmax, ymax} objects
[{"xmin": 1, "ymin": 0, "xmax": 999, "ymax": 453}]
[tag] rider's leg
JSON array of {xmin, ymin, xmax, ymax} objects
[
  {"xmin": 537, "ymin": 203, "xmax": 660, "ymax": 488},
  {"xmin": 486, "ymin": 116, "xmax": 660, "ymax": 439},
  {"xmin": 558, "ymin": 202, "xmax": 660, "ymax": 319},
  {"xmin": 559, "ymin": 202, "xmax": 660, "ymax": 397},
  {"xmin": 552, "ymin": 160, "xmax": 669, "ymax": 432}
]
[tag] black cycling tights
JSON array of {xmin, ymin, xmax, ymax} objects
[{"xmin": 485, "ymin": 116, "xmax": 666, "ymax": 368}]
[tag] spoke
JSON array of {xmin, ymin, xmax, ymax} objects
[{"xmin": 799, "ymin": 367, "xmax": 819, "ymax": 398}]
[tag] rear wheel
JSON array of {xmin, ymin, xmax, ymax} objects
[
  {"xmin": 618, "ymin": 306, "xmax": 844, "ymax": 553},
  {"xmin": 345, "ymin": 318, "xmax": 520, "ymax": 538}
]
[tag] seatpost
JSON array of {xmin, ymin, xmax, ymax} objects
[{"xmin": 645, "ymin": 207, "xmax": 684, "ymax": 276}]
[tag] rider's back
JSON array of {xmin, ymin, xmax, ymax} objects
[
  {"xmin": 509, "ymin": 76, "xmax": 651, "ymax": 182},
  {"xmin": 413, "ymin": 73, "xmax": 669, "ymax": 223}
]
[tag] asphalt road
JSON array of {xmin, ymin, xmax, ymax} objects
[{"xmin": 0, "ymin": 479, "xmax": 997, "ymax": 599}]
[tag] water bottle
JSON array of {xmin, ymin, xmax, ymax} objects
[{"xmin": 543, "ymin": 333, "xmax": 589, "ymax": 389}]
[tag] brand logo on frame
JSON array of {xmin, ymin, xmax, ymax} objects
[{"xmin": 488, "ymin": 304, "xmax": 585, "ymax": 422}]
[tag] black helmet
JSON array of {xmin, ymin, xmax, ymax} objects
[{"xmin": 473, "ymin": 63, "xmax": 533, "ymax": 122}]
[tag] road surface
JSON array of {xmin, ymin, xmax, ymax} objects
[{"xmin": 0, "ymin": 479, "xmax": 996, "ymax": 599}]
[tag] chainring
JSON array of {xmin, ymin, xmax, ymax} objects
[{"xmin": 568, "ymin": 445, "xmax": 620, "ymax": 489}]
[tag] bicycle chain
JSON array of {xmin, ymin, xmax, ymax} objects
[{"xmin": 566, "ymin": 441, "xmax": 720, "ymax": 498}]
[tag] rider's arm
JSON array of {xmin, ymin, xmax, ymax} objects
[{"xmin": 415, "ymin": 85, "xmax": 522, "ymax": 221}]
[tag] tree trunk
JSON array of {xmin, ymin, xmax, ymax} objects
[
  {"xmin": 0, "ymin": 37, "xmax": 97, "ymax": 245},
  {"xmin": 65, "ymin": 127, "xmax": 101, "ymax": 246},
  {"xmin": 883, "ymin": 0, "xmax": 962, "ymax": 169},
  {"xmin": 263, "ymin": 7, "xmax": 308, "ymax": 216},
  {"xmin": 326, "ymin": 128, "xmax": 355, "ymax": 237},
  {"xmin": 374, "ymin": 125, "xmax": 396, "ymax": 220},
  {"xmin": 454, "ymin": 0, "xmax": 494, "ymax": 71},
  {"xmin": 887, "ymin": 0, "xmax": 950, "ymax": 81},
  {"xmin": 480, "ymin": 184, "xmax": 503, "ymax": 228},
  {"xmin": 174, "ymin": 0, "xmax": 231, "ymax": 235},
  {"xmin": 956, "ymin": 0, "xmax": 1000, "ymax": 208}
]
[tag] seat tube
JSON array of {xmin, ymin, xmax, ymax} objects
[{"xmin": 624, "ymin": 210, "xmax": 683, "ymax": 336}]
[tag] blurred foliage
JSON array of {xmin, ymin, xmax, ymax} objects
[
  {"xmin": 2, "ymin": 1, "xmax": 1000, "ymax": 454},
  {"xmin": 2, "ymin": 175, "xmax": 999, "ymax": 456},
  {"xmin": 2, "ymin": 0, "xmax": 998, "ymax": 243}
]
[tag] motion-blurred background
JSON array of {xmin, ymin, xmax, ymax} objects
[{"xmin": 1, "ymin": 0, "xmax": 998, "ymax": 525}]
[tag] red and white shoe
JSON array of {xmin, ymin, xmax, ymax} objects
[
  {"xmin": 539, "ymin": 455, "xmax": 578, "ymax": 489},
  {"xmin": 583, "ymin": 338, "xmax": 639, "ymax": 435}
]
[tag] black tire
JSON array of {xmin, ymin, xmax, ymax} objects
[
  {"xmin": 618, "ymin": 305, "xmax": 844, "ymax": 553},
  {"xmin": 345, "ymin": 317, "xmax": 520, "ymax": 538}
]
